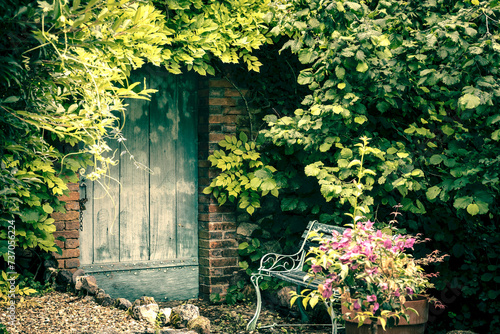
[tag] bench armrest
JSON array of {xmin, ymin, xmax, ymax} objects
[{"xmin": 258, "ymin": 250, "xmax": 306, "ymax": 274}]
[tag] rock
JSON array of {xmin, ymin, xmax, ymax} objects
[
  {"xmin": 160, "ymin": 330, "xmax": 197, "ymax": 334},
  {"xmin": 72, "ymin": 269, "xmax": 85, "ymax": 284},
  {"xmin": 56, "ymin": 270, "xmax": 73, "ymax": 285},
  {"xmin": 114, "ymin": 298, "xmax": 132, "ymax": 311},
  {"xmin": 43, "ymin": 258, "xmax": 58, "ymax": 269},
  {"xmin": 77, "ymin": 275, "xmax": 99, "ymax": 295},
  {"xmin": 133, "ymin": 296, "xmax": 156, "ymax": 307},
  {"xmin": 132, "ymin": 304, "xmax": 159, "ymax": 324},
  {"xmin": 263, "ymin": 240, "xmax": 282, "ymax": 254},
  {"xmin": 187, "ymin": 316, "xmax": 210, "ymax": 334},
  {"xmin": 43, "ymin": 267, "xmax": 58, "ymax": 282},
  {"xmin": 236, "ymin": 223, "xmax": 259, "ymax": 237},
  {"xmin": 276, "ymin": 286, "xmax": 296, "ymax": 308},
  {"xmin": 172, "ymin": 304, "xmax": 200, "ymax": 323},
  {"xmin": 95, "ymin": 291, "xmax": 114, "ymax": 307},
  {"xmin": 157, "ymin": 308, "xmax": 172, "ymax": 326}
]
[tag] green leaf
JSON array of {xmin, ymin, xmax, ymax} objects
[
  {"xmin": 458, "ymin": 94, "xmax": 481, "ymax": 109},
  {"xmin": 426, "ymin": 186, "xmax": 441, "ymax": 200},
  {"xmin": 454, "ymin": 196, "xmax": 473, "ymax": 209},
  {"xmin": 3, "ymin": 96, "xmax": 20, "ymax": 104},
  {"xmin": 42, "ymin": 203, "xmax": 53, "ymax": 214},
  {"xmin": 356, "ymin": 62, "xmax": 368, "ymax": 73},
  {"xmin": 466, "ymin": 203, "xmax": 479, "ymax": 216},
  {"xmin": 429, "ymin": 155, "xmax": 443, "ymax": 165}
]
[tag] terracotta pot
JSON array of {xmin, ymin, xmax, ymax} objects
[{"xmin": 341, "ymin": 295, "xmax": 429, "ymax": 334}]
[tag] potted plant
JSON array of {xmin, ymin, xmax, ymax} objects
[{"xmin": 298, "ymin": 217, "xmax": 447, "ymax": 334}]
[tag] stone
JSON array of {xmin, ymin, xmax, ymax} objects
[
  {"xmin": 157, "ymin": 307, "xmax": 173, "ymax": 326},
  {"xmin": 236, "ymin": 223, "xmax": 259, "ymax": 237},
  {"xmin": 263, "ymin": 240, "xmax": 282, "ymax": 254},
  {"xmin": 43, "ymin": 267, "xmax": 58, "ymax": 282},
  {"xmin": 78, "ymin": 275, "xmax": 99, "ymax": 295},
  {"xmin": 132, "ymin": 304, "xmax": 159, "ymax": 324},
  {"xmin": 132, "ymin": 296, "xmax": 156, "ymax": 307},
  {"xmin": 72, "ymin": 269, "xmax": 85, "ymax": 284},
  {"xmin": 160, "ymin": 330, "xmax": 197, "ymax": 334},
  {"xmin": 172, "ymin": 304, "xmax": 200, "ymax": 323},
  {"xmin": 56, "ymin": 270, "xmax": 73, "ymax": 286},
  {"xmin": 187, "ymin": 316, "xmax": 210, "ymax": 334},
  {"xmin": 276, "ymin": 286, "xmax": 296, "ymax": 308},
  {"xmin": 95, "ymin": 291, "xmax": 114, "ymax": 307},
  {"xmin": 114, "ymin": 298, "xmax": 132, "ymax": 311}
]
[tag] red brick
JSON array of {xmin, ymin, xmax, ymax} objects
[
  {"xmin": 52, "ymin": 211, "xmax": 79, "ymax": 221},
  {"xmin": 67, "ymin": 183, "xmax": 79, "ymax": 191},
  {"xmin": 222, "ymin": 106, "xmax": 246, "ymax": 115},
  {"xmin": 55, "ymin": 240, "xmax": 65, "ymax": 248},
  {"xmin": 65, "ymin": 258, "xmax": 80, "ymax": 268},
  {"xmin": 54, "ymin": 230, "xmax": 79, "ymax": 240},
  {"xmin": 199, "ymin": 239, "xmax": 238, "ymax": 249},
  {"xmin": 223, "ymin": 125, "xmax": 237, "ymax": 133},
  {"xmin": 221, "ymin": 114, "xmax": 238, "ymax": 124},
  {"xmin": 65, "ymin": 201, "xmax": 80, "ymax": 211},
  {"xmin": 224, "ymin": 88, "xmax": 248, "ymax": 97},
  {"xmin": 209, "ymin": 204, "xmax": 234, "ymax": 213},
  {"xmin": 208, "ymin": 124, "xmax": 222, "ymax": 132},
  {"xmin": 209, "ymin": 79, "xmax": 233, "ymax": 88},
  {"xmin": 209, "ymin": 88, "xmax": 225, "ymax": 97},
  {"xmin": 54, "ymin": 248, "xmax": 80, "ymax": 259},
  {"xmin": 203, "ymin": 221, "xmax": 236, "ymax": 231},
  {"xmin": 54, "ymin": 223, "xmax": 65, "ymax": 232},
  {"xmin": 208, "ymin": 115, "xmax": 224, "ymax": 124},
  {"xmin": 199, "ymin": 230, "xmax": 224, "ymax": 240},
  {"xmin": 65, "ymin": 221, "xmax": 80, "ymax": 230},
  {"xmin": 209, "ymin": 133, "xmax": 226, "ymax": 143},
  {"xmin": 209, "ymin": 98, "xmax": 237, "ymax": 107},
  {"xmin": 56, "ymin": 259, "xmax": 65, "ymax": 268},
  {"xmin": 65, "ymin": 239, "xmax": 80, "ymax": 249},
  {"xmin": 58, "ymin": 191, "xmax": 79, "ymax": 202}
]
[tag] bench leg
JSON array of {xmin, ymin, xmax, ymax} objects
[
  {"xmin": 246, "ymin": 274, "xmax": 263, "ymax": 331},
  {"xmin": 324, "ymin": 300, "xmax": 338, "ymax": 334}
]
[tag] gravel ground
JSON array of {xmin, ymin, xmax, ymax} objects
[{"xmin": 0, "ymin": 291, "xmax": 337, "ymax": 334}]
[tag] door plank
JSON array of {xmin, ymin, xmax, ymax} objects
[
  {"xmin": 149, "ymin": 67, "xmax": 178, "ymax": 260},
  {"xmin": 93, "ymin": 141, "xmax": 120, "ymax": 263},
  {"xmin": 120, "ymin": 70, "xmax": 150, "ymax": 261},
  {"xmin": 176, "ymin": 72, "xmax": 198, "ymax": 258}
]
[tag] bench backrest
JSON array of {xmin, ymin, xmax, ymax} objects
[{"xmin": 301, "ymin": 220, "xmax": 347, "ymax": 244}]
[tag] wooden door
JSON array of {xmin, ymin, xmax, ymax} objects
[{"xmin": 79, "ymin": 66, "xmax": 198, "ymax": 302}]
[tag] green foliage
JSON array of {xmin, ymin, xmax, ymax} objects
[
  {"xmin": 205, "ymin": 0, "xmax": 500, "ymax": 331},
  {"xmin": 203, "ymin": 132, "xmax": 280, "ymax": 214},
  {"xmin": 0, "ymin": 271, "xmax": 37, "ymax": 306}
]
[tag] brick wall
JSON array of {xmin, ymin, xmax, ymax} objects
[
  {"xmin": 198, "ymin": 77, "xmax": 247, "ymax": 298},
  {"xmin": 51, "ymin": 182, "xmax": 80, "ymax": 273}
]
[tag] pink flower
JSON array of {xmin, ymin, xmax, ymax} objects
[
  {"xmin": 365, "ymin": 267, "xmax": 378, "ymax": 275},
  {"xmin": 383, "ymin": 238, "xmax": 392, "ymax": 249},
  {"xmin": 376, "ymin": 230, "xmax": 383, "ymax": 238},
  {"xmin": 312, "ymin": 264, "xmax": 322, "ymax": 274},
  {"xmin": 365, "ymin": 220, "xmax": 374, "ymax": 230},
  {"xmin": 367, "ymin": 294, "xmax": 377, "ymax": 302},
  {"xmin": 353, "ymin": 299, "xmax": 361, "ymax": 310},
  {"xmin": 379, "ymin": 283, "xmax": 388, "ymax": 290},
  {"xmin": 406, "ymin": 287, "xmax": 414, "ymax": 295},
  {"xmin": 394, "ymin": 289, "xmax": 400, "ymax": 297},
  {"xmin": 405, "ymin": 238, "xmax": 415, "ymax": 249},
  {"xmin": 373, "ymin": 302, "xmax": 379, "ymax": 312}
]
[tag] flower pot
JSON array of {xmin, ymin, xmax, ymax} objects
[{"xmin": 341, "ymin": 296, "xmax": 429, "ymax": 334}]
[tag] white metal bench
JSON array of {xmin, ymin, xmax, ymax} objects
[{"xmin": 246, "ymin": 220, "xmax": 347, "ymax": 333}]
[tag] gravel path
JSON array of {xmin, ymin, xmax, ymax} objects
[{"xmin": 0, "ymin": 291, "xmax": 335, "ymax": 334}]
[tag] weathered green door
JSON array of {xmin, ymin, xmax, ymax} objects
[{"xmin": 80, "ymin": 66, "xmax": 198, "ymax": 302}]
